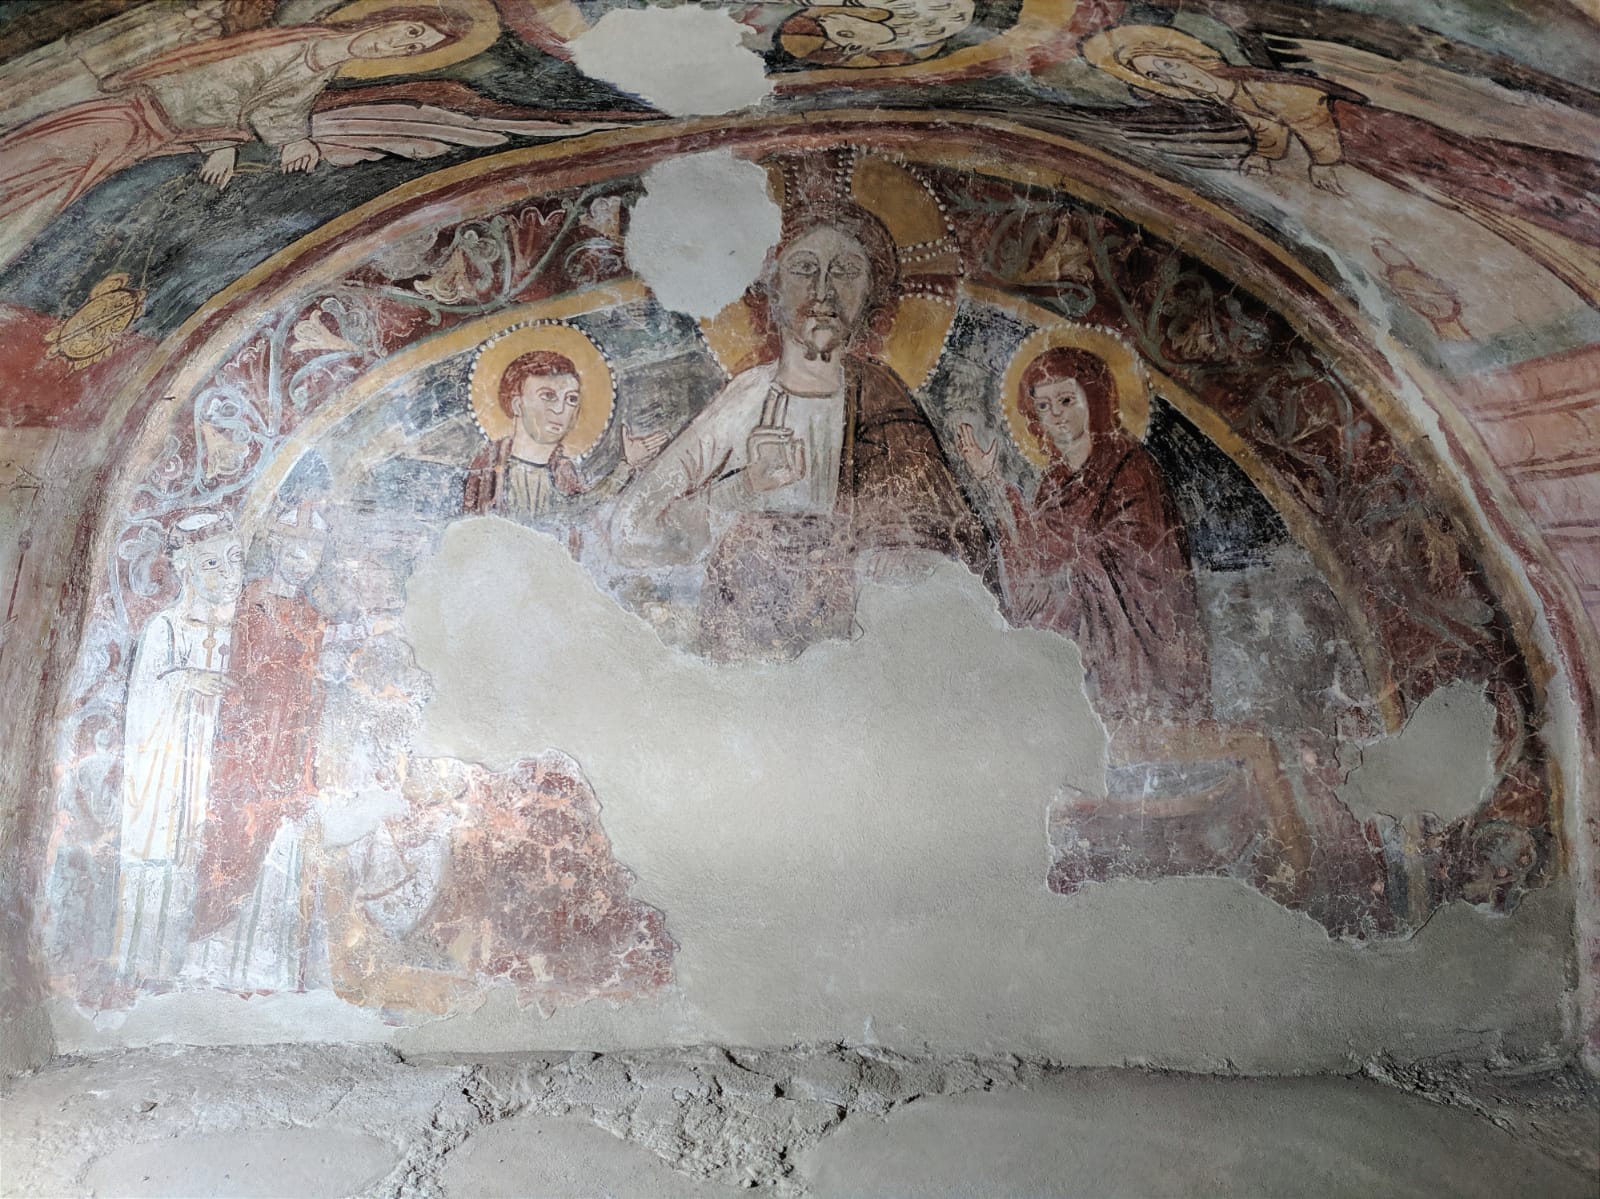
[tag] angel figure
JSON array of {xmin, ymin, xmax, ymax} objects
[
  {"xmin": 0, "ymin": 6, "xmax": 612, "ymax": 272},
  {"xmin": 0, "ymin": 0, "xmax": 255, "ymax": 136},
  {"xmin": 1080, "ymin": 24, "xmax": 1600, "ymax": 305}
]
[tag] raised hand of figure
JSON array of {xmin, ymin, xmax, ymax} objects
[
  {"xmin": 183, "ymin": 669, "xmax": 233, "ymax": 697},
  {"xmin": 199, "ymin": 147, "xmax": 237, "ymax": 190},
  {"xmin": 745, "ymin": 426, "xmax": 806, "ymax": 494},
  {"xmin": 279, "ymin": 139, "xmax": 321, "ymax": 174},
  {"xmin": 1308, "ymin": 163, "xmax": 1348, "ymax": 196},
  {"xmin": 622, "ymin": 423, "xmax": 668, "ymax": 467},
  {"xmin": 1239, "ymin": 153, "xmax": 1274, "ymax": 178},
  {"xmin": 956, "ymin": 422, "xmax": 998, "ymax": 479}
]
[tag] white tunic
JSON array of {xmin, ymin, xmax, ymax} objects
[
  {"xmin": 612, "ymin": 362, "xmax": 847, "ymax": 565},
  {"xmin": 121, "ymin": 605, "xmax": 232, "ymax": 864},
  {"xmin": 117, "ymin": 601, "xmax": 232, "ymax": 980}
]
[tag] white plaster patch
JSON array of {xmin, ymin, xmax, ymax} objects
[
  {"xmin": 626, "ymin": 151, "xmax": 782, "ymax": 319},
  {"xmin": 1337, "ymin": 679, "xmax": 1497, "ymax": 823},
  {"xmin": 398, "ymin": 521, "xmax": 1571, "ymax": 1069},
  {"xmin": 49, "ymin": 988, "xmax": 394, "ymax": 1053},
  {"xmin": 570, "ymin": 7, "xmax": 772, "ymax": 117}
]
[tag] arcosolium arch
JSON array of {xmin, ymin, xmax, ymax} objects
[{"xmin": 32, "ymin": 112, "xmax": 1598, "ymax": 1062}]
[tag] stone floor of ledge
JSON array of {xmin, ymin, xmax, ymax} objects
[{"xmin": 2, "ymin": 1043, "xmax": 1596, "ymax": 1198}]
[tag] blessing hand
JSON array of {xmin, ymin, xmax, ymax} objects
[
  {"xmin": 745, "ymin": 427, "xmax": 806, "ymax": 494},
  {"xmin": 956, "ymin": 422, "xmax": 998, "ymax": 479}
]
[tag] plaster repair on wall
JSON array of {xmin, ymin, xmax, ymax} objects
[
  {"xmin": 571, "ymin": 7, "xmax": 774, "ymax": 116},
  {"xmin": 626, "ymin": 151, "xmax": 783, "ymax": 319}
]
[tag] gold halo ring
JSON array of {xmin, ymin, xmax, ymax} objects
[
  {"xmin": 1001, "ymin": 324, "xmax": 1151, "ymax": 467},
  {"xmin": 469, "ymin": 320, "xmax": 615, "ymax": 458},
  {"xmin": 698, "ymin": 152, "xmax": 958, "ymax": 390},
  {"xmin": 1079, "ymin": 25, "xmax": 1229, "ymax": 101},
  {"xmin": 327, "ymin": 0, "xmax": 499, "ymax": 79}
]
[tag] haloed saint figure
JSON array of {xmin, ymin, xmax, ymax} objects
[
  {"xmin": 465, "ymin": 338, "xmax": 665, "ymax": 521},
  {"xmin": 614, "ymin": 207, "xmax": 987, "ymax": 659},
  {"xmin": 959, "ymin": 347, "xmax": 1208, "ymax": 719}
]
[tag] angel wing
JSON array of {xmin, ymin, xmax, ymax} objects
[
  {"xmin": 1264, "ymin": 35, "xmax": 1600, "ymax": 160},
  {"xmin": 1021, "ymin": 103, "xmax": 1254, "ymax": 171},
  {"xmin": 308, "ymin": 103, "xmax": 621, "ymax": 166}
]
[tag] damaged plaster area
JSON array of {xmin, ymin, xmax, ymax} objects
[
  {"xmin": 571, "ymin": 7, "xmax": 773, "ymax": 116},
  {"xmin": 388, "ymin": 519, "xmax": 1574, "ymax": 1071},
  {"xmin": 2, "ymin": 1043, "xmax": 1594, "ymax": 1198},
  {"xmin": 627, "ymin": 151, "xmax": 783, "ymax": 319},
  {"xmin": 1337, "ymin": 678, "xmax": 1498, "ymax": 823}
]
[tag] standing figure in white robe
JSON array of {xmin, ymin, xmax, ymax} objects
[{"xmin": 117, "ymin": 510, "xmax": 242, "ymax": 983}]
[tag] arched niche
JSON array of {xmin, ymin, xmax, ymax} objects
[{"xmin": 38, "ymin": 114, "xmax": 1586, "ymax": 1051}]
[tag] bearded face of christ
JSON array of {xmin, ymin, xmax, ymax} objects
[{"xmin": 771, "ymin": 224, "xmax": 873, "ymax": 361}]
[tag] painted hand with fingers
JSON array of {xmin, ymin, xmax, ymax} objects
[
  {"xmin": 956, "ymin": 422, "xmax": 999, "ymax": 479},
  {"xmin": 622, "ymin": 424, "xmax": 669, "ymax": 467},
  {"xmin": 1309, "ymin": 163, "xmax": 1347, "ymax": 195},
  {"xmin": 745, "ymin": 426, "xmax": 806, "ymax": 493},
  {"xmin": 181, "ymin": 668, "xmax": 234, "ymax": 696},
  {"xmin": 199, "ymin": 147, "xmax": 237, "ymax": 190}
]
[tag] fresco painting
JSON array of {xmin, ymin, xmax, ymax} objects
[
  {"xmin": 26, "ymin": 122, "xmax": 1565, "ymax": 1019},
  {"xmin": 2, "ymin": 3, "xmax": 1592, "ymax": 389},
  {"xmin": 514, "ymin": 0, "xmax": 1065, "ymax": 82},
  {"xmin": 0, "ymin": 1, "xmax": 1588, "ymax": 1040},
  {"xmin": 463, "ymin": 320, "xmax": 666, "ymax": 520},
  {"xmin": 1076, "ymin": 22, "xmax": 1600, "ymax": 309}
]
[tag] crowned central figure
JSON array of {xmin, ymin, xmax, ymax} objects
[{"xmin": 612, "ymin": 159, "xmax": 988, "ymax": 660}]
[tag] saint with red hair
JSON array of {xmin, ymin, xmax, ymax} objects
[
  {"xmin": 464, "ymin": 348, "xmax": 664, "ymax": 520},
  {"xmin": 958, "ymin": 346, "xmax": 1209, "ymax": 718}
]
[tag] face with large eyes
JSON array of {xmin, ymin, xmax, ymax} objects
[
  {"xmin": 1129, "ymin": 53, "xmax": 1220, "ymax": 96},
  {"xmin": 349, "ymin": 20, "xmax": 446, "ymax": 59},
  {"xmin": 817, "ymin": 12, "xmax": 894, "ymax": 53},
  {"xmin": 181, "ymin": 533, "xmax": 244, "ymax": 605},
  {"xmin": 513, "ymin": 373, "xmax": 582, "ymax": 446},
  {"xmin": 1029, "ymin": 376, "xmax": 1091, "ymax": 457},
  {"xmin": 773, "ymin": 225, "xmax": 872, "ymax": 357}
]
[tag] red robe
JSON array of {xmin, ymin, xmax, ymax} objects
[
  {"xmin": 192, "ymin": 581, "xmax": 326, "ymax": 939},
  {"xmin": 424, "ymin": 756, "xmax": 674, "ymax": 1002},
  {"xmin": 462, "ymin": 436, "xmax": 584, "ymax": 515},
  {"xmin": 997, "ymin": 436, "xmax": 1208, "ymax": 718}
]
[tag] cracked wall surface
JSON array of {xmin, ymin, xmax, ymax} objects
[
  {"xmin": 3, "ymin": 1043, "xmax": 1595, "ymax": 1198},
  {"xmin": 1, "ymin": 1, "xmax": 1596, "ymax": 1076}
]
